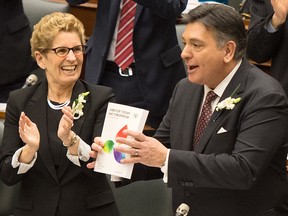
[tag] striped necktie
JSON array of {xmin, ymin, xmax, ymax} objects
[{"xmin": 114, "ymin": 0, "xmax": 136, "ymax": 70}]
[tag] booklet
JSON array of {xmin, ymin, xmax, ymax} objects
[{"xmin": 94, "ymin": 102, "xmax": 149, "ymax": 179}]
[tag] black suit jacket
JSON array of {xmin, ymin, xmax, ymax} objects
[
  {"xmin": 154, "ymin": 58, "xmax": 288, "ymax": 216},
  {"xmin": 66, "ymin": 0, "xmax": 187, "ymax": 126},
  {"xmin": 0, "ymin": 80, "xmax": 120, "ymax": 216},
  {"xmin": 247, "ymin": 0, "xmax": 288, "ymax": 97},
  {"xmin": 0, "ymin": 0, "xmax": 36, "ymax": 87}
]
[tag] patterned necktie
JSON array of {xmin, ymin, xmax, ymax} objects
[
  {"xmin": 114, "ymin": 0, "xmax": 137, "ymax": 70},
  {"xmin": 193, "ymin": 91, "xmax": 218, "ymax": 149}
]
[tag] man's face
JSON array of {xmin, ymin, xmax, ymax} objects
[{"xmin": 181, "ymin": 22, "xmax": 228, "ymax": 89}]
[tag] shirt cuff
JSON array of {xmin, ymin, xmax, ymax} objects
[
  {"xmin": 12, "ymin": 147, "xmax": 37, "ymax": 174},
  {"xmin": 111, "ymin": 175, "xmax": 122, "ymax": 182},
  {"xmin": 66, "ymin": 136, "xmax": 91, "ymax": 166},
  {"xmin": 265, "ymin": 19, "xmax": 277, "ymax": 33},
  {"xmin": 160, "ymin": 149, "xmax": 170, "ymax": 183}
]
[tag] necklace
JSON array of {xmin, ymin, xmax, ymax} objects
[{"xmin": 47, "ymin": 99, "xmax": 70, "ymax": 110}]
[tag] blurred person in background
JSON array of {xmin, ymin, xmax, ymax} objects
[
  {"xmin": 66, "ymin": 0, "xmax": 188, "ymax": 132},
  {"xmin": 247, "ymin": 1, "xmax": 288, "ymax": 215},
  {"xmin": 0, "ymin": 0, "xmax": 37, "ymax": 102}
]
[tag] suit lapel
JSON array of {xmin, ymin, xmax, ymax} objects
[
  {"xmin": 180, "ymin": 83, "xmax": 204, "ymax": 151},
  {"xmin": 195, "ymin": 59, "xmax": 248, "ymax": 153}
]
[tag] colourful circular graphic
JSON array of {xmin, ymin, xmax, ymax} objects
[
  {"xmin": 103, "ymin": 140, "xmax": 114, "ymax": 153},
  {"xmin": 113, "ymin": 149, "xmax": 126, "ymax": 163},
  {"xmin": 102, "ymin": 125, "xmax": 129, "ymax": 163},
  {"xmin": 103, "ymin": 139, "xmax": 126, "ymax": 163}
]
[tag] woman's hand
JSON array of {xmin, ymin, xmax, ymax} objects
[
  {"xmin": 58, "ymin": 106, "xmax": 74, "ymax": 145},
  {"xmin": 86, "ymin": 137, "xmax": 104, "ymax": 169},
  {"xmin": 18, "ymin": 112, "xmax": 40, "ymax": 163}
]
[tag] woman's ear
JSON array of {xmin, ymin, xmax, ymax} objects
[
  {"xmin": 35, "ymin": 51, "xmax": 46, "ymax": 70},
  {"xmin": 223, "ymin": 41, "xmax": 236, "ymax": 63}
]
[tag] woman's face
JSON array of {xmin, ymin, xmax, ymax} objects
[{"xmin": 35, "ymin": 31, "xmax": 83, "ymax": 88}]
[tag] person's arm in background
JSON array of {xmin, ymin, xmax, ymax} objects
[{"xmin": 246, "ymin": 0, "xmax": 288, "ymax": 63}]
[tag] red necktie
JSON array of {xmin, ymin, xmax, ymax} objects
[
  {"xmin": 193, "ymin": 91, "xmax": 218, "ymax": 149},
  {"xmin": 114, "ymin": 0, "xmax": 136, "ymax": 70}
]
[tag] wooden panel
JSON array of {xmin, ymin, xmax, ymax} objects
[
  {"xmin": 49, "ymin": 0, "xmax": 97, "ymax": 37},
  {"xmin": 0, "ymin": 112, "xmax": 5, "ymax": 120},
  {"xmin": 69, "ymin": 5, "xmax": 97, "ymax": 37}
]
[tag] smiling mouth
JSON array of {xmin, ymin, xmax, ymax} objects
[{"xmin": 61, "ymin": 65, "xmax": 77, "ymax": 71}]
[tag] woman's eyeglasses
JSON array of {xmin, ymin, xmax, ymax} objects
[{"xmin": 42, "ymin": 45, "xmax": 86, "ymax": 57}]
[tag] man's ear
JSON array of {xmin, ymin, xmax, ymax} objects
[
  {"xmin": 35, "ymin": 51, "xmax": 46, "ymax": 70},
  {"xmin": 223, "ymin": 41, "xmax": 236, "ymax": 63}
]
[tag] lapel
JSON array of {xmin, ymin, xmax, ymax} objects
[
  {"xmin": 57, "ymin": 81, "xmax": 88, "ymax": 178},
  {"xmin": 109, "ymin": 0, "xmax": 121, "ymax": 29},
  {"xmin": 134, "ymin": 4, "xmax": 143, "ymax": 25},
  {"xmin": 175, "ymin": 81, "xmax": 204, "ymax": 151},
  {"xmin": 184, "ymin": 86, "xmax": 204, "ymax": 151},
  {"xmin": 195, "ymin": 59, "xmax": 248, "ymax": 153}
]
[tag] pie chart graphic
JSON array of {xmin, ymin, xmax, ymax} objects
[{"xmin": 102, "ymin": 125, "xmax": 128, "ymax": 163}]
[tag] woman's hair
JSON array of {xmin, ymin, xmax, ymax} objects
[
  {"xmin": 30, "ymin": 12, "xmax": 85, "ymax": 59},
  {"xmin": 182, "ymin": 3, "xmax": 247, "ymax": 60}
]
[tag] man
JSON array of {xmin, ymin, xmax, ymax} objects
[
  {"xmin": 89, "ymin": 3, "xmax": 288, "ymax": 216},
  {"xmin": 66, "ymin": 0, "xmax": 187, "ymax": 130},
  {"xmin": 246, "ymin": 0, "xmax": 288, "ymax": 96},
  {"xmin": 246, "ymin": 1, "xmax": 288, "ymax": 215},
  {"xmin": 0, "ymin": 0, "xmax": 37, "ymax": 102}
]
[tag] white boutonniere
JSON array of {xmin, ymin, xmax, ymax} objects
[
  {"xmin": 72, "ymin": 91, "xmax": 90, "ymax": 120},
  {"xmin": 215, "ymin": 97, "xmax": 241, "ymax": 111},
  {"xmin": 215, "ymin": 84, "xmax": 241, "ymax": 111}
]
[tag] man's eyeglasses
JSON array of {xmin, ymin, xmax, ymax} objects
[{"xmin": 42, "ymin": 45, "xmax": 86, "ymax": 57}]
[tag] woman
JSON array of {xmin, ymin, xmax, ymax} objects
[{"xmin": 0, "ymin": 12, "xmax": 120, "ymax": 216}]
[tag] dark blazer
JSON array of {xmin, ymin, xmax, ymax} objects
[
  {"xmin": 0, "ymin": 80, "xmax": 120, "ymax": 216},
  {"xmin": 154, "ymin": 58, "xmax": 288, "ymax": 216},
  {"xmin": 0, "ymin": 0, "xmax": 36, "ymax": 87},
  {"xmin": 246, "ymin": 0, "xmax": 288, "ymax": 97},
  {"xmin": 66, "ymin": 0, "xmax": 187, "ymax": 125}
]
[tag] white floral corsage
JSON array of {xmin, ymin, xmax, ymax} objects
[
  {"xmin": 215, "ymin": 97, "xmax": 241, "ymax": 111},
  {"xmin": 72, "ymin": 91, "xmax": 90, "ymax": 120},
  {"xmin": 215, "ymin": 83, "xmax": 241, "ymax": 111}
]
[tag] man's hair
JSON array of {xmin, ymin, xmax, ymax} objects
[
  {"xmin": 30, "ymin": 12, "xmax": 86, "ymax": 59},
  {"xmin": 182, "ymin": 3, "xmax": 246, "ymax": 60}
]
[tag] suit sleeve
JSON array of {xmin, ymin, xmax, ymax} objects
[
  {"xmin": 134, "ymin": 0, "xmax": 188, "ymax": 19},
  {"xmin": 0, "ymin": 92, "xmax": 26, "ymax": 185},
  {"xmin": 246, "ymin": 0, "xmax": 284, "ymax": 63},
  {"xmin": 66, "ymin": 0, "xmax": 88, "ymax": 5}
]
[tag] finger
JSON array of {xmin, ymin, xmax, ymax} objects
[
  {"xmin": 91, "ymin": 143, "xmax": 103, "ymax": 153},
  {"xmin": 120, "ymin": 156, "xmax": 142, "ymax": 164},
  {"xmin": 93, "ymin": 137, "xmax": 105, "ymax": 147},
  {"xmin": 125, "ymin": 129, "xmax": 147, "ymax": 142},
  {"xmin": 62, "ymin": 106, "xmax": 74, "ymax": 119},
  {"xmin": 86, "ymin": 161, "xmax": 95, "ymax": 169}
]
